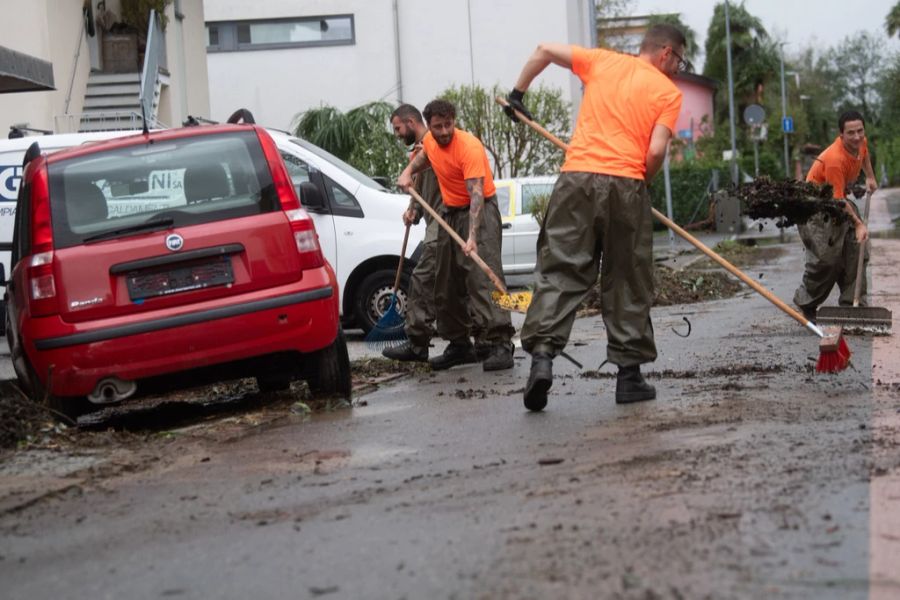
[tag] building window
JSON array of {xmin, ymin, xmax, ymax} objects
[
  {"xmin": 206, "ymin": 15, "xmax": 355, "ymax": 52},
  {"xmin": 207, "ymin": 25, "xmax": 220, "ymax": 48}
]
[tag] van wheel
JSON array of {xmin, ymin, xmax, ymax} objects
[
  {"xmin": 354, "ymin": 269, "xmax": 409, "ymax": 334},
  {"xmin": 305, "ymin": 327, "xmax": 351, "ymax": 400}
]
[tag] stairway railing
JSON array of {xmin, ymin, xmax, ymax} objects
[{"xmin": 139, "ymin": 9, "xmax": 165, "ymax": 127}]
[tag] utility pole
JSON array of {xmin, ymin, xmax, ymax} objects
[
  {"xmin": 724, "ymin": 0, "xmax": 738, "ymax": 187},
  {"xmin": 779, "ymin": 44, "xmax": 790, "ymax": 178}
]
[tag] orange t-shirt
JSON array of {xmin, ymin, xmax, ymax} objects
[
  {"xmin": 422, "ymin": 129, "xmax": 496, "ymax": 207},
  {"xmin": 806, "ymin": 136, "xmax": 868, "ymax": 199},
  {"xmin": 563, "ymin": 46, "xmax": 683, "ymax": 180}
]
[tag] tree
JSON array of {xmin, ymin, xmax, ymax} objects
[
  {"xmin": 702, "ymin": 2, "xmax": 779, "ymax": 107},
  {"xmin": 822, "ymin": 32, "xmax": 887, "ymax": 124},
  {"xmin": 292, "ymin": 101, "xmax": 406, "ymax": 181},
  {"xmin": 439, "ymin": 84, "xmax": 571, "ymax": 178},
  {"xmin": 887, "ymin": 1, "xmax": 900, "ymax": 38}
]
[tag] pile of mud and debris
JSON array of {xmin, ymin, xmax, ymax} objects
[
  {"xmin": 0, "ymin": 381, "xmax": 52, "ymax": 450},
  {"xmin": 734, "ymin": 177, "xmax": 849, "ymax": 227},
  {"xmin": 0, "ymin": 357, "xmax": 430, "ymax": 451},
  {"xmin": 579, "ymin": 264, "xmax": 742, "ymax": 315}
]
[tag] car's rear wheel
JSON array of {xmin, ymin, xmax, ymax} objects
[
  {"xmin": 23, "ymin": 360, "xmax": 91, "ymax": 422},
  {"xmin": 354, "ymin": 269, "xmax": 409, "ymax": 334},
  {"xmin": 305, "ymin": 327, "xmax": 351, "ymax": 400}
]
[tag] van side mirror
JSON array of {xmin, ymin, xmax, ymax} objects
[
  {"xmin": 0, "ymin": 263, "xmax": 6, "ymax": 286},
  {"xmin": 299, "ymin": 181, "xmax": 325, "ymax": 210}
]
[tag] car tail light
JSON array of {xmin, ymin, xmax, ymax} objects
[
  {"xmin": 285, "ymin": 208, "xmax": 324, "ymax": 270},
  {"xmin": 27, "ymin": 163, "xmax": 59, "ymax": 316},
  {"xmin": 255, "ymin": 128, "xmax": 300, "ymax": 211}
]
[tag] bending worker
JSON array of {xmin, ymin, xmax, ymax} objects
[
  {"xmin": 382, "ymin": 104, "xmax": 441, "ymax": 363},
  {"xmin": 503, "ymin": 24, "xmax": 686, "ymax": 411},
  {"xmin": 397, "ymin": 99, "xmax": 515, "ymax": 372},
  {"xmin": 793, "ymin": 110, "xmax": 877, "ymax": 320}
]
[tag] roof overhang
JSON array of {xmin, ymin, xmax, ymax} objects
[
  {"xmin": 0, "ymin": 45, "xmax": 55, "ymax": 93},
  {"xmin": 674, "ymin": 72, "xmax": 718, "ymax": 90}
]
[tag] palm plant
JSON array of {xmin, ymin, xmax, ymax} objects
[
  {"xmin": 887, "ymin": 1, "xmax": 900, "ymax": 38},
  {"xmin": 293, "ymin": 101, "xmax": 406, "ymax": 181},
  {"xmin": 702, "ymin": 1, "xmax": 779, "ymax": 105}
]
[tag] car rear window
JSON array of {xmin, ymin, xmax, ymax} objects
[{"xmin": 47, "ymin": 130, "xmax": 279, "ymax": 248}]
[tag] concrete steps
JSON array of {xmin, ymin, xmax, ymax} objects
[{"xmin": 80, "ymin": 72, "xmax": 143, "ymax": 132}]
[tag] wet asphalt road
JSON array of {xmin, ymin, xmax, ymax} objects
[{"xmin": 0, "ymin": 192, "xmax": 899, "ymax": 599}]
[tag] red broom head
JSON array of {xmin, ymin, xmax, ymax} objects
[{"xmin": 816, "ymin": 331, "xmax": 851, "ymax": 374}]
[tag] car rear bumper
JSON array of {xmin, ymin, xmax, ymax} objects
[{"xmin": 23, "ymin": 273, "xmax": 340, "ymax": 396}]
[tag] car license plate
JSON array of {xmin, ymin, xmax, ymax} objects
[{"xmin": 127, "ymin": 258, "xmax": 234, "ymax": 300}]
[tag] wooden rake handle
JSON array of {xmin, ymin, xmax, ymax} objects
[
  {"xmin": 393, "ymin": 223, "xmax": 411, "ymax": 293},
  {"xmin": 495, "ymin": 96, "xmax": 820, "ymax": 336},
  {"xmin": 851, "ymin": 191, "xmax": 872, "ymax": 308},
  {"xmin": 406, "ymin": 188, "xmax": 509, "ymax": 295}
]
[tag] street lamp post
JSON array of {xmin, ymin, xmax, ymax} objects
[
  {"xmin": 779, "ymin": 44, "xmax": 790, "ymax": 178},
  {"xmin": 724, "ymin": 0, "xmax": 739, "ymax": 187}
]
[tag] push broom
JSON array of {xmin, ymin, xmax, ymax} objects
[
  {"xmin": 364, "ymin": 223, "xmax": 411, "ymax": 349},
  {"xmin": 496, "ymin": 96, "xmax": 851, "ymax": 374}
]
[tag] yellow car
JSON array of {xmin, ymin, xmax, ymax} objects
[{"xmin": 494, "ymin": 175, "xmax": 556, "ymax": 274}]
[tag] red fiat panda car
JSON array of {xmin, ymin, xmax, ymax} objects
[{"xmin": 5, "ymin": 124, "xmax": 350, "ymax": 417}]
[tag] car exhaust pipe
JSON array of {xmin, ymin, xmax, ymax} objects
[{"xmin": 87, "ymin": 377, "xmax": 137, "ymax": 405}]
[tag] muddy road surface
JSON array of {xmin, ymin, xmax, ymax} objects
[{"xmin": 1, "ymin": 191, "xmax": 899, "ymax": 599}]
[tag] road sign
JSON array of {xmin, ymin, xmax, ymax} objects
[
  {"xmin": 743, "ymin": 104, "xmax": 766, "ymax": 125},
  {"xmin": 782, "ymin": 116, "xmax": 794, "ymax": 133}
]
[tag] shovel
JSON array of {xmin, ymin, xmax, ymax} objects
[
  {"xmin": 405, "ymin": 187, "xmax": 533, "ymax": 312},
  {"xmin": 815, "ymin": 192, "xmax": 893, "ymax": 335}
]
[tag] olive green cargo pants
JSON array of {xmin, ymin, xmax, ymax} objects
[
  {"xmin": 434, "ymin": 197, "xmax": 514, "ymax": 345},
  {"xmin": 405, "ymin": 221, "xmax": 438, "ymax": 347},
  {"xmin": 521, "ymin": 172, "xmax": 657, "ymax": 367},
  {"xmin": 404, "ymin": 168, "xmax": 442, "ymax": 347},
  {"xmin": 793, "ymin": 211, "xmax": 868, "ymax": 310}
]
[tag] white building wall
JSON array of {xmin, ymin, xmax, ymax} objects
[
  {"xmin": 205, "ymin": 0, "xmax": 397, "ymax": 127},
  {"xmin": 162, "ymin": 0, "xmax": 212, "ymax": 127},
  {"xmin": 0, "ymin": 0, "xmax": 209, "ymax": 136},
  {"xmin": 204, "ymin": 0, "xmax": 592, "ymax": 130},
  {"xmin": 0, "ymin": 0, "xmax": 90, "ymax": 135}
]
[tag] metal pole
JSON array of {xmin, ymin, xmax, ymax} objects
[
  {"xmin": 779, "ymin": 45, "xmax": 790, "ymax": 178},
  {"xmin": 753, "ymin": 139, "xmax": 759, "ymax": 177},
  {"xmin": 588, "ymin": 0, "xmax": 598, "ymax": 47},
  {"xmin": 724, "ymin": 0, "xmax": 738, "ymax": 187},
  {"xmin": 663, "ymin": 146, "xmax": 675, "ymax": 248}
]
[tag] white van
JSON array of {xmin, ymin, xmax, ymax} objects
[{"xmin": 0, "ymin": 127, "xmax": 423, "ymax": 333}]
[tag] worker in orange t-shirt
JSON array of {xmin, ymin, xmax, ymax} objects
[
  {"xmin": 504, "ymin": 24, "xmax": 685, "ymax": 412},
  {"xmin": 793, "ymin": 110, "xmax": 878, "ymax": 320},
  {"xmin": 397, "ymin": 99, "xmax": 515, "ymax": 372}
]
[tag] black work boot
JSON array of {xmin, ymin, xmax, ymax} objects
[
  {"xmin": 382, "ymin": 341, "xmax": 428, "ymax": 363},
  {"xmin": 524, "ymin": 352, "xmax": 553, "ymax": 412},
  {"xmin": 474, "ymin": 341, "xmax": 492, "ymax": 362},
  {"xmin": 429, "ymin": 341, "xmax": 477, "ymax": 371},
  {"xmin": 483, "ymin": 342, "xmax": 514, "ymax": 371},
  {"xmin": 615, "ymin": 365, "xmax": 656, "ymax": 404}
]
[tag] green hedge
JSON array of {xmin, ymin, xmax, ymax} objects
[{"xmin": 648, "ymin": 161, "xmax": 726, "ymax": 227}]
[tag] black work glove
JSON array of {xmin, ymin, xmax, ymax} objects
[{"xmin": 504, "ymin": 88, "xmax": 533, "ymax": 123}]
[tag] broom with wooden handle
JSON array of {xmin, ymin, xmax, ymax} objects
[{"xmin": 496, "ymin": 96, "xmax": 851, "ymax": 373}]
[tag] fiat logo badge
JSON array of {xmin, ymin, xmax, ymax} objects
[{"xmin": 165, "ymin": 233, "xmax": 184, "ymax": 252}]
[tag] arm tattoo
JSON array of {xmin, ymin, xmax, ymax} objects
[
  {"xmin": 408, "ymin": 150, "xmax": 430, "ymax": 175},
  {"xmin": 466, "ymin": 177, "xmax": 484, "ymax": 240}
]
